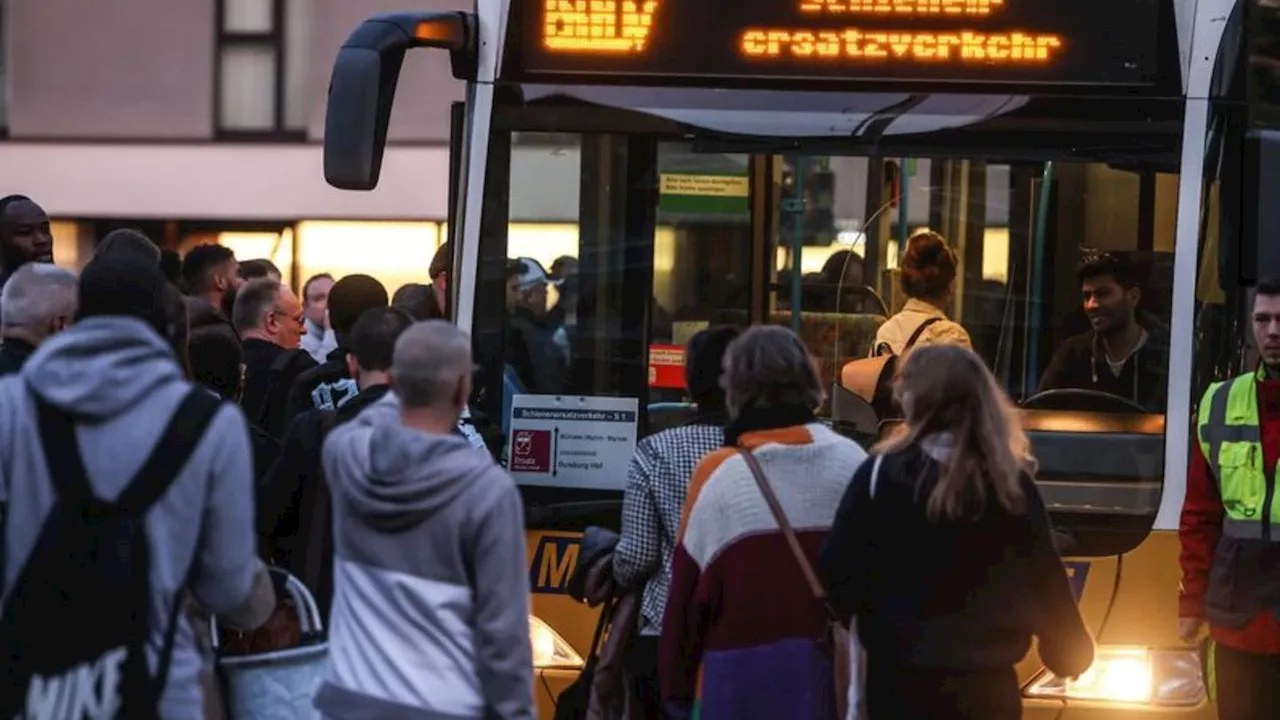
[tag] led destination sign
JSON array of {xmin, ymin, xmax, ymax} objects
[{"xmin": 516, "ymin": 0, "xmax": 1159, "ymax": 86}]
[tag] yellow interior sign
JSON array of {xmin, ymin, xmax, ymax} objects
[{"xmin": 660, "ymin": 174, "xmax": 750, "ymax": 197}]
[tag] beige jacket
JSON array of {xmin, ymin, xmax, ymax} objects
[{"xmin": 872, "ymin": 298, "xmax": 972, "ymax": 356}]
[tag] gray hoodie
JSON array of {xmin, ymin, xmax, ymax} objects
[
  {"xmin": 316, "ymin": 393, "xmax": 534, "ymax": 720},
  {"xmin": 0, "ymin": 316, "xmax": 266, "ymax": 719}
]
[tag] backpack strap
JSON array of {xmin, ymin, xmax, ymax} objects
[
  {"xmin": 737, "ymin": 449, "xmax": 836, "ymax": 618},
  {"xmin": 140, "ymin": 389, "xmax": 224, "ymax": 704},
  {"xmin": 903, "ymin": 317, "xmax": 944, "ymax": 353},
  {"xmin": 33, "ymin": 395, "xmax": 98, "ymax": 509},
  {"xmin": 116, "ymin": 388, "xmax": 225, "ymax": 513}
]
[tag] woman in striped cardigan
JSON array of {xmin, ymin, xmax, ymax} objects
[{"xmin": 659, "ymin": 325, "xmax": 867, "ymax": 720}]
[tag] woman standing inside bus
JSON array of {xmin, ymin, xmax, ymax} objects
[
  {"xmin": 819, "ymin": 345, "xmax": 1093, "ymax": 719},
  {"xmin": 873, "ymin": 230, "xmax": 972, "ymax": 355}
]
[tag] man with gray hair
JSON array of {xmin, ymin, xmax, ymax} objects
[
  {"xmin": 233, "ymin": 277, "xmax": 312, "ymax": 433},
  {"xmin": 0, "ymin": 263, "xmax": 77, "ymax": 376},
  {"xmin": 317, "ymin": 320, "xmax": 534, "ymax": 720}
]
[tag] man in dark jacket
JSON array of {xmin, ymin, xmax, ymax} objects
[
  {"xmin": 505, "ymin": 257, "xmax": 566, "ymax": 394},
  {"xmin": 278, "ymin": 274, "xmax": 388, "ymax": 432},
  {"xmin": 0, "ymin": 263, "xmax": 77, "ymax": 377},
  {"xmin": 259, "ymin": 306, "xmax": 413, "ymax": 615},
  {"xmin": 188, "ymin": 325, "xmax": 281, "ymax": 484},
  {"xmin": 1038, "ymin": 251, "xmax": 1169, "ymax": 412},
  {"xmin": 232, "ymin": 277, "xmax": 314, "ymax": 435}
]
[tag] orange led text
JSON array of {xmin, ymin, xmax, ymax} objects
[
  {"xmin": 740, "ymin": 28, "xmax": 1063, "ymax": 62},
  {"xmin": 543, "ymin": 0, "xmax": 658, "ymax": 53},
  {"xmin": 799, "ymin": 0, "xmax": 1005, "ymax": 15}
]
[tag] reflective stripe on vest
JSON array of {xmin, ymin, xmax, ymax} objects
[{"xmin": 1197, "ymin": 367, "xmax": 1279, "ymax": 535}]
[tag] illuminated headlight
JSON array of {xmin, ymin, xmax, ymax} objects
[
  {"xmin": 530, "ymin": 616, "xmax": 585, "ymax": 669},
  {"xmin": 1024, "ymin": 646, "xmax": 1205, "ymax": 706}
]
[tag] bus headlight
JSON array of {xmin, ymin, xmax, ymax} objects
[
  {"xmin": 1024, "ymin": 646, "xmax": 1205, "ymax": 706},
  {"xmin": 530, "ymin": 616, "xmax": 585, "ymax": 669}
]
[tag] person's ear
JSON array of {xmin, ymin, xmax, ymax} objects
[
  {"xmin": 49, "ymin": 314, "xmax": 71, "ymax": 334},
  {"xmin": 345, "ymin": 354, "xmax": 360, "ymax": 380},
  {"xmin": 453, "ymin": 372, "xmax": 470, "ymax": 410}
]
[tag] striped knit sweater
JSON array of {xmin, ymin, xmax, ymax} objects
[{"xmin": 659, "ymin": 421, "xmax": 867, "ymax": 720}]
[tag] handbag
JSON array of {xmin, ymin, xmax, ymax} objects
[{"xmin": 737, "ymin": 449, "xmax": 853, "ymax": 720}]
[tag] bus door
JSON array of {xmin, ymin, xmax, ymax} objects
[{"xmin": 464, "ymin": 130, "xmax": 759, "ymax": 671}]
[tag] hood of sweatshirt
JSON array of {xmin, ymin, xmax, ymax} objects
[
  {"xmin": 21, "ymin": 316, "xmax": 183, "ymax": 420},
  {"xmin": 323, "ymin": 392, "xmax": 497, "ymax": 532}
]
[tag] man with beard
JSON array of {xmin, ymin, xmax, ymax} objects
[
  {"xmin": 0, "ymin": 196, "xmax": 54, "ymax": 294},
  {"xmin": 1038, "ymin": 251, "xmax": 1168, "ymax": 411}
]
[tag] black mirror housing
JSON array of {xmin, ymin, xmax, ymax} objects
[{"xmin": 323, "ymin": 12, "xmax": 476, "ymax": 191}]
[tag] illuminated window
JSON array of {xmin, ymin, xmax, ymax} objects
[
  {"xmin": 216, "ymin": 0, "xmax": 310, "ymax": 136},
  {"xmin": 294, "ymin": 221, "xmax": 442, "ymax": 296},
  {"xmin": 218, "ymin": 230, "xmax": 296, "ymax": 281},
  {"xmin": 51, "ymin": 221, "xmax": 88, "ymax": 271}
]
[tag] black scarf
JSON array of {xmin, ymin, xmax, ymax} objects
[
  {"xmin": 685, "ymin": 404, "xmax": 730, "ymax": 429},
  {"xmin": 724, "ymin": 403, "xmax": 816, "ymax": 447}
]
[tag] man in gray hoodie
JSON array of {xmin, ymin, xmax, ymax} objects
[
  {"xmin": 317, "ymin": 320, "xmax": 534, "ymax": 720},
  {"xmin": 0, "ymin": 252, "xmax": 273, "ymax": 719}
]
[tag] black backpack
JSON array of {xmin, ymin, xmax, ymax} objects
[{"xmin": 0, "ymin": 387, "xmax": 222, "ymax": 720}]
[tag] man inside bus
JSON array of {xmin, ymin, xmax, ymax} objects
[
  {"xmin": 505, "ymin": 257, "xmax": 566, "ymax": 394},
  {"xmin": 1179, "ymin": 279, "xmax": 1280, "ymax": 718},
  {"xmin": 1036, "ymin": 251, "xmax": 1169, "ymax": 412},
  {"xmin": 0, "ymin": 195, "xmax": 54, "ymax": 298}
]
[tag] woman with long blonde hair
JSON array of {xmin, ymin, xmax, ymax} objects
[{"xmin": 819, "ymin": 344, "xmax": 1094, "ymax": 719}]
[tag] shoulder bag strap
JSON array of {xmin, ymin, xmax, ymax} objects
[
  {"xmin": 903, "ymin": 317, "xmax": 944, "ymax": 353},
  {"xmin": 868, "ymin": 454, "xmax": 885, "ymax": 500},
  {"xmin": 737, "ymin": 449, "xmax": 829, "ymax": 606}
]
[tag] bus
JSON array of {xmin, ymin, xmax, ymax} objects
[{"xmin": 321, "ymin": 0, "xmax": 1280, "ymax": 716}]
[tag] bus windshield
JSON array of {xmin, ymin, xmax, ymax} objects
[{"xmin": 466, "ymin": 91, "xmax": 1181, "ymax": 557}]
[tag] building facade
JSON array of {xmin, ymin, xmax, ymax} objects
[{"xmin": 0, "ymin": 0, "xmax": 459, "ymax": 290}]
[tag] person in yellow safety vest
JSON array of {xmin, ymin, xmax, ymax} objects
[{"xmin": 1179, "ymin": 279, "xmax": 1280, "ymax": 719}]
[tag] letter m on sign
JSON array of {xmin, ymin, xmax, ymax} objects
[{"xmin": 530, "ymin": 536, "xmax": 581, "ymax": 594}]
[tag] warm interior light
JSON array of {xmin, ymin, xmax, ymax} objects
[
  {"xmin": 218, "ymin": 231, "xmax": 295, "ymax": 282},
  {"xmin": 295, "ymin": 221, "xmax": 440, "ymax": 294},
  {"xmin": 1024, "ymin": 647, "xmax": 1205, "ymax": 706}
]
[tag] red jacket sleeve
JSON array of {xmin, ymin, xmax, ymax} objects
[{"xmin": 1178, "ymin": 438, "xmax": 1224, "ymax": 619}]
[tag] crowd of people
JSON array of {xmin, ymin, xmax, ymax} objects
[
  {"xmin": 0, "ymin": 194, "xmax": 526, "ymax": 720},
  {"xmin": 2, "ymin": 189, "xmax": 1277, "ymax": 720}
]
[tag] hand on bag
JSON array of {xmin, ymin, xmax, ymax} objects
[{"xmin": 1178, "ymin": 617, "xmax": 1204, "ymax": 645}]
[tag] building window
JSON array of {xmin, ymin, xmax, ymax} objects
[{"xmin": 216, "ymin": 0, "xmax": 310, "ymax": 138}]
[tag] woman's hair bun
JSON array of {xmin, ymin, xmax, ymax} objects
[{"xmin": 900, "ymin": 230, "xmax": 957, "ymax": 300}]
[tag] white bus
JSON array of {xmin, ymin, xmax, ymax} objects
[{"xmin": 321, "ymin": 1, "xmax": 1278, "ymax": 716}]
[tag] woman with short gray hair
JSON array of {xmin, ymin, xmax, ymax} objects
[{"xmin": 660, "ymin": 325, "xmax": 867, "ymax": 720}]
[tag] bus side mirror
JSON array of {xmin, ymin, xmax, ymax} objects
[
  {"xmin": 323, "ymin": 12, "xmax": 476, "ymax": 191},
  {"xmin": 1242, "ymin": 129, "xmax": 1280, "ymax": 285}
]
